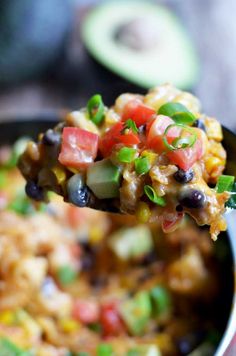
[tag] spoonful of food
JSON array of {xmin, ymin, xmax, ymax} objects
[{"xmin": 18, "ymin": 84, "xmax": 236, "ymax": 241}]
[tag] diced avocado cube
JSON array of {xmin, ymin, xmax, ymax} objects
[
  {"xmin": 87, "ymin": 159, "xmax": 121, "ymax": 199},
  {"xmin": 108, "ymin": 225, "xmax": 153, "ymax": 260},
  {"xmin": 150, "ymin": 286, "xmax": 171, "ymax": 317},
  {"xmin": 119, "ymin": 291, "xmax": 152, "ymax": 336}
]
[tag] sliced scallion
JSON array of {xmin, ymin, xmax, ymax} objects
[
  {"xmin": 163, "ymin": 124, "xmax": 197, "ymax": 151},
  {"xmin": 144, "ymin": 185, "xmax": 166, "ymax": 206},
  {"xmin": 124, "ymin": 119, "xmax": 138, "ymax": 134},
  {"xmin": 158, "ymin": 102, "xmax": 195, "ymax": 125},
  {"xmin": 87, "ymin": 94, "xmax": 105, "ymax": 125},
  {"xmin": 135, "ymin": 157, "xmax": 150, "ymax": 175},
  {"xmin": 216, "ymin": 175, "xmax": 235, "ymax": 193},
  {"xmin": 117, "ymin": 147, "xmax": 137, "ymax": 163}
]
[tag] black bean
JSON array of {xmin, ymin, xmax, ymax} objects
[
  {"xmin": 174, "ymin": 168, "xmax": 194, "ymax": 184},
  {"xmin": 42, "ymin": 129, "xmax": 61, "ymax": 146},
  {"xmin": 193, "ymin": 119, "xmax": 206, "ymax": 132},
  {"xmin": 141, "ymin": 250, "xmax": 157, "ymax": 266},
  {"xmin": 176, "ymin": 204, "xmax": 184, "ymax": 212},
  {"xmin": 25, "ymin": 181, "xmax": 44, "ymax": 201},
  {"xmin": 179, "ymin": 189, "xmax": 206, "ymax": 209},
  {"xmin": 81, "ymin": 255, "xmax": 94, "ymax": 271},
  {"xmin": 67, "ymin": 174, "xmax": 90, "ymax": 207},
  {"xmin": 90, "ymin": 275, "xmax": 107, "ymax": 289}
]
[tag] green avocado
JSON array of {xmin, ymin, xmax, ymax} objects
[
  {"xmin": 82, "ymin": 1, "xmax": 199, "ymax": 90},
  {"xmin": 119, "ymin": 291, "xmax": 152, "ymax": 336},
  {"xmin": 0, "ymin": 0, "xmax": 72, "ymax": 85},
  {"xmin": 86, "ymin": 159, "xmax": 121, "ymax": 199}
]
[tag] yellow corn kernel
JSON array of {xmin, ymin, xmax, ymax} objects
[
  {"xmin": 205, "ymin": 117, "xmax": 223, "ymax": 141},
  {"xmin": 59, "ymin": 318, "xmax": 80, "ymax": 333},
  {"xmin": 89, "ymin": 226, "xmax": 104, "ymax": 244},
  {"xmin": 205, "ymin": 157, "xmax": 224, "ymax": 175},
  {"xmin": 141, "ymin": 150, "xmax": 158, "ymax": 165},
  {"xmin": 0, "ymin": 310, "xmax": 15, "ymax": 325},
  {"xmin": 135, "ymin": 202, "xmax": 151, "ymax": 223},
  {"xmin": 51, "ymin": 166, "xmax": 66, "ymax": 185}
]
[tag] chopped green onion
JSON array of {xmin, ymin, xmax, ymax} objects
[
  {"xmin": 226, "ymin": 182, "xmax": 236, "ymax": 209},
  {"xmin": 144, "ymin": 185, "xmax": 166, "ymax": 206},
  {"xmin": 96, "ymin": 343, "xmax": 113, "ymax": 356},
  {"xmin": 57, "ymin": 265, "xmax": 77, "ymax": 285},
  {"xmin": 150, "ymin": 286, "xmax": 171, "ymax": 316},
  {"xmin": 216, "ymin": 175, "xmax": 235, "ymax": 193},
  {"xmin": 117, "ymin": 147, "xmax": 137, "ymax": 163},
  {"xmin": 87, "ymin": 94, "xmax": 105, "ymax": 125},
  {"xmin": 135, "ymin": 157, "xmax": 150, "ymax": 175},
  {"xmin": 163, "ymin": 124, "xmax": 197, "ymax": 151},
  {"xmin": 158, "ymin": 102, "xmax": 196, "ymax": 125},
  {"xmin": 124, "ymin": 119, "xmax": 139, "ymax": 134}
]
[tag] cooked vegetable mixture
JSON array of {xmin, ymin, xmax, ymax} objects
[
  {"xmin": 0, "ymin": 142, "xmax": 233, "ymax": 355},
  {"xmin": 19, "ymin": 84, "xmax": 235, "ymax": 240}
]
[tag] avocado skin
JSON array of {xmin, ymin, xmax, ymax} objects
[{"xmin": 0, "ymin": 0, "xmax": 73, "ymax": 85}]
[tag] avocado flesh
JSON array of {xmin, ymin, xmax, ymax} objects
[
  {"xmin": 109, "ymin": 225, "xmax": 153, "ymax": 260},
  {"xmin": 119, "ymin": 291, "xmax": 152, "ymax": 336},
  {"xmin": 86, "ymin": 159, "xmax": 121, "ymax": 199},
  {"xmin": 82, "ymin": 1, "xmax": 199, "ymax": 90}
]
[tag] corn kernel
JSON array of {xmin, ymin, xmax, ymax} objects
[
  {"xmin": 0, "ymin": 310, "xmax": 15, "ymax": 325},
  {"xmin": 135, "ymin": 202, "xmax": 151, "ymax": 223},
  {"xmin": 205, "ymin": 157, "xmax": 223, "ymax": 175},
  {"xmin": 141, "ymin": 150, "xmax": 158, "ymax": 165},
  {"xmin": 51, "ymin": 166, "xmax": 66, "ymax": 185},
  {"xmin": 59, "ymin": 318, "xmax": 80, "ymax": 333},
  {"xmin": 89, "ymin": 226, "xmax": 104, "ymax": 244}
]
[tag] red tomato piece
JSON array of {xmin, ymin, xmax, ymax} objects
[
  {"xmin": 72, "ymin": 299, "xmax": 100, "ymax": 324},
  {"xmin": 58, "ymin": 127, "xmax": 99, "ymax": 169},
  {"xmin": 167, "ymin": 137, "xmax": 203, "ymax": 171},
  {"xmin": 99, "ymin": 122, "xmax": 140, "ymax": 157},
  {"xmin": 147, "ymin": 115, "xmax": 180, "ymax": 152},
  {"xmin": 101, "ymin": 302, "xmax": 124, "ymax": 336},
  {"xmin": 122, "ymin": 100, "xmax": 156, "ymax": 127},
  {"xmin": 162, "ymin": 212, "xmax": 184, "ymax": 233}
]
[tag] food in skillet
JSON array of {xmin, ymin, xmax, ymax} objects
[
  {"xmin": 18, "ymin": 84, "xmax": 236, "ymax": 240},
  {"xmin": 0, "ymin": 142, "xmax": 232, "ymax": 355}
]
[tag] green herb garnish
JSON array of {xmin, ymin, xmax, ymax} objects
[
  {"xmin": 158, "ymin": 102, "xmax": 196, "ymax": 125},
  {"xmin": 135, "ymin": 157, "xmax": 150, "ymax": 175},
  {"xmin": 87, "ymin": 94, "xmax": 105, "ymax": 125},
  {"xmin": 163, "ymin": 124, "xmax": 197, "ymax": 151},
  {"xmin": 117, "ymin": 147, "xmax": 137, "ymax": 163},
  {"xmin": 124, "ymin": 119, "xmax": 139, "ymax": 134},
  {"xmin": 144, "ymin": 185, "xmax": 166, "ymax": 206}
]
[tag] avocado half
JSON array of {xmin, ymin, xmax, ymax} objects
[{"xmin": 81, "ymin": 1, "xmax": 199, "ymax": 90}]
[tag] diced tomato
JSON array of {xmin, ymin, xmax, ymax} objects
[
  {"xmin": 167, "ymin": 135, "xmax": 203, "ymax": 171},
  {"xmin": 58, "ymin": 127, "xmax": 99, "ymax": 169},
  {"xmin": 146, "ymin": 115, "xmax": 180, "ymax": 152},
  {"xmin": 99, "ymin": 122, "xmax": 140, "ymax": 157},
  {"xmin": 101, "ymin": 301, "xmax": 124, "ymax": 336},
  {"xmin": 122, "ymin": 100, "xmax": 156, "ymax": 127},
  {"xmin": 162, "ymin": 212, "xmax": 184, "ymax": 233},
  {"xmin": 72, "ymin": 299, "xmax": 100, "ymax": 324}
]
